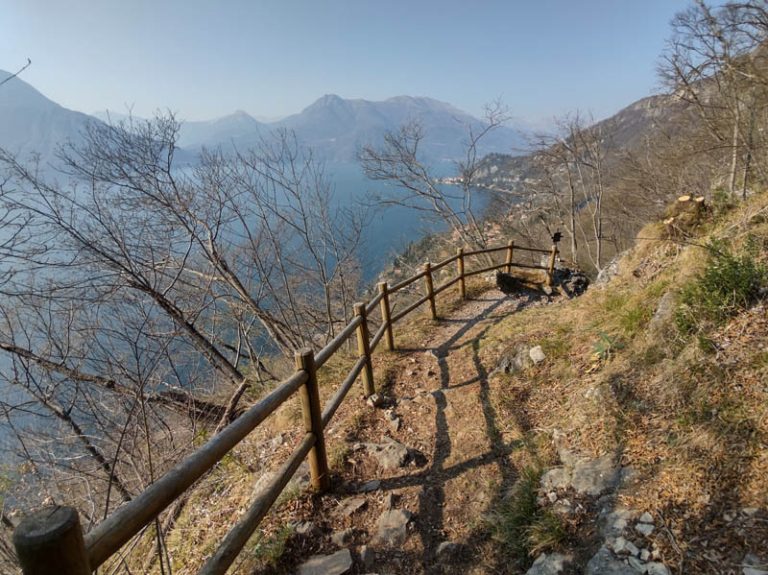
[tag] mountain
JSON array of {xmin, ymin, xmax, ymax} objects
[
  {"xmin": 473, "ymin": 92, "xmax": 691, "ymax": 193},
  {"xmin": 177, "ymin": 110, "xmax": 266, "ymax": 150},
  {"xmin": 2, "ymin": 72, "xmax": 524, "ymax": 168},
  {"xmin": 177, "ymin": 94, "xmax": 526, "ymax": 164},
  {"xmin": 0, "ymin": 70, "xmax": 98, "ymax": 163},
  {"xmin": 276, "ymin": 94, "xmax": 526, "ymax": 163}
]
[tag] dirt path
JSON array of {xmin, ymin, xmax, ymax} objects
[
  {"xmin": 262, "ymin": 287, "xmax": 554, "ymax": 575},
  {"xmin": 306, "ymin": 287, "xmax": 552, "ymax": 575}
]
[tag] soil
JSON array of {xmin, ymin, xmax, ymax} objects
[{"xmin": 253, "ymin": 285, "xmax": 556, "ymax": 575}]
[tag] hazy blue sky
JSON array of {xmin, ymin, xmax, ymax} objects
[{"xmin": 1, "ymin": 0, "xmax": 690, "ymax": 125}]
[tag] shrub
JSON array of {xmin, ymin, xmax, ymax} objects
[
  {"xmin": 491, "ymin": 467, "xmax": 567, "ymax": 565},
  {"xmin": 675, "ymin": 239, "xmax": 766, "ymax": 334}
]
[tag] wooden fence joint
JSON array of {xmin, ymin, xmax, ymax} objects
[
  {"xmin": 423, "ymin": 262, "xmax": 438, "ymax": 319},
  {"xmin": 354, "ymin": 303, "xmax": 376, "ymax": 396},
  {"xmin": 505, "ymin": 240, "xmax": 515, "ymax": 274},
  {"xmin": 294, "ymin": 349, "xmax": 330, "ymax": 492},
  {"xmin": 13, "ymin": 506, "xmax": 90, "ymax": 575},
  {"xmin": 377, "ymin": 282, "xmax": 395, "ymax": 351},
  {"xmin": 456, "ymin": 248, "xmax": 466, "ymax": 299}
]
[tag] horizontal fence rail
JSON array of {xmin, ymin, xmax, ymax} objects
[{"xmin": 12, "ymin": 238, "xmax": 558, "ymax": 575}]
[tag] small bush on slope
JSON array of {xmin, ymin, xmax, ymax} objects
[{"xmin": 675, "ymin": 238, "xmax": 767, "ymax": 335}]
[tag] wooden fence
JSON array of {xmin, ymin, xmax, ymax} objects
[{"xmin": 11, "ymin": 239, "xmax": 558, "ymax": 575}]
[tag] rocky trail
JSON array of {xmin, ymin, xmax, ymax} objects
[
  {"xmin": 254, "ymin": 279, "xmax": 687, "ymax": 575},
  {"xmin": 273, "ymin": 285, "xmax": 554, "ymax": 575}
]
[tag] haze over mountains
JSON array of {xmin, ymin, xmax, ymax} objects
[{"xmin": 0, "ymin": 69, "xmax": 526, "ymax": 167}]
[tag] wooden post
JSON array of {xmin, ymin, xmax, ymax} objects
[
  {"xmin": 13, "ymin": 506, "xmax": 91, "ymax": 575},
  {"xmin": 423, "ymin": 262, "xmax": 437, "ymax": 319},
  {"xmin": 294, "ymin": 349, "xmax": 330, "ymax": 492},
  {"xmin": 377, "ymin": 282, "xmax": 395, "ymax": 351},
  {"xmin": 505, "ymin": 240, "xmax": 515, "ymax": 274},
  {"xmin": 353, "ymin": 303, "xmax": 375, "ymax": 396},
  {"xmin": 546, "ymin": 244, "xmax": 558, "ymax": 287},
  {"xmin": 456, "ymin": 248, "xmax": 466, "ymax": 299}
]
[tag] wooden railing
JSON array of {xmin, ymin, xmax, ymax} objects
[{"xmin": 11, "ymin": 239, "xmax": 558, "ymax": 575}]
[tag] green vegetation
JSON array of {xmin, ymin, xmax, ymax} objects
[
  {"xmin": 491, "ymin": 467, "xmax": 567, "ymax": 565},
  {"xmin": 675, "ymin": 239, "xmax": 767, "ymax": 335},
  {"xmin": 246, "ymin": 524, "xmax": 295, "ymax": 569}
]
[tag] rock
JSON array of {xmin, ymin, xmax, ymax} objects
[
  {"xmin": 743, "ymin": 553, "xmax": 768, "ymax": 575},
  {"xmin": 541, "ymin": 467, "xmax": 571, "ymax": 491},
  {"xmin": 293, "ymin": 521, "xmax": 319, "ymax": 536},
  {"xmin": 638, "ymin": 512, "xmax": 654, "ymax": 524},
  {"xmin": 384, "ymin": 493, "xmax": 395, "ymax": 510},
  {"xmin": 331, "ymin": 528, "xmax": 354, "ymax": 546},
  {"xmin": 373, "ymin": 509, "xmax": 412, "ymax": 546},
  {"xmin": 435, "ymin": 541, "xmax": 459, "ymax": 561},
  {"xmin": 742, "ymin": 507, "xmax": 760, "ymax": 517},
  {"xmin": 337, "ymin": 498, "xmax": 367, "ymax": 517},
  {"xmin": 388, "ymin": 417, "xmax": 401, "ymax": 432},
  {"xmin": 611, "ymin": 536, "xmax": 639, "ymax": 557},
  {"xmin": 547, "ymin": 491, "xmax": 558, "ymax": 503},
  {"xmin": 570, "ymin": 454, "xmax": 620, "ymax": 496},
  {"xmin": 640, "ymin": 549, "xmax": 651, "ymax": 562},
  {"xmin": 297, "ymin": 549, "xmax": 353, "ymax": 575},
  {"xmin": 367, "ymin": 394, "xmax": 384, "ymax": 408},
  {"xmin": 599, "ymin": 508, "xmax": 635, "ymax": 539},
  {"xmin": 529, "ymin": 345, "xmax": 546, "ymax": 364},
  {"xmin": 525, "ymin": 552, "xmax": 572, "ymax": 574},
  {"xmin": 627, "ymin": 556, "xmax": 645, "ymax": 571},
  {"xmin": 649, "ymin": 292, "xmax": 676, "ymax": 332},
  {"xmin": 585, "ymin": 545, "xmax": 637, "ymax": 575},
  {"xmin": 359, "ymin": 480, "xmax": 381, "ymax": 493},
  {"xmin": 364, "ymin": 439, "xmax": 409, "ymax": 470},
  {"xmin": 493, "ymin": 344, "xmax": 532, "ymax": 376},
  {"xmin": 635, "ymin": 522, "xmax": 654, "ymax": 537},
  {"xmin": 595, "ymin": 255, "xmax": 622, "ymax": 285},
  {"xmin": 552, "ymin": 499, "xmax": 573, "ymax": 516},
  {"xmin": 270, "ymin": 433, "xmax": 285, "ymax": 449},
  {"xmin": 645, "ymin": 563, "xmax": 671, "ymax": 575},
  {"xmin": 359, "ymin": 545, "xmax": 375, "ymax": 570}
]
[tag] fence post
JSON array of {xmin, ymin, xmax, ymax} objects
[
  {"xmin": 423, "ymin": 262, "xmax": 437, "ymax": 319},
  {"xmin": 456, "ymin": 248, "xmax": 466, "ymax": 299},
  {"xmin": 377, "ymin": 282, "xmax": 395, "ymax": 351},
  {"xmin": 13, "ymin": 506, "xmax": 91, "ymax": 575},
  {"xmin": 353, "ymin": 303, "xmax": 375, "ymax": 396},
  {"xmin": 546, "ymin": 244, "xmax": 558, "ymax": 287},
  {"xmin": 505, "ymin": 240, "xmax": 515, "ymax": 274},
  {"xmin": 294, "ymin": 349, "xmax": 330, "ymax": 492}
]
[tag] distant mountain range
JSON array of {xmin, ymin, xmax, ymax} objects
[
  {"xmin": 0, "ymin": 70, "xmax": 525, "ymax": 167},
  {"xmin": 0, "ymin": 70, "xmax": 96, "ymax": 162}
]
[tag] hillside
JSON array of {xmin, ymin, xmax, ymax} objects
[
  {"xmin": 0, "ymin": 70, "xmax": 98, "ymax": 164},
  {"xmin": 176, "ymin": 94, "xmax": 525, "ymax": 164},
  {"xmin": 473, "ymin": 92, "xmax": 691, "ymax": 196},
  {"xmin": 97, "ymin": 191, "xmax": 767, "ymax": 575}
]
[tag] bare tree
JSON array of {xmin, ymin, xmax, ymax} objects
[
  {"xmin": 659, "ymin": 0, "xmax": 768, "ymax": 198},
  {"xmin": 359, "ymin": 101, "xmax": 510, "ymax": 252},
  {"xmin": 0, "ymin": 113, "xmax": 363, "ymax": 547}
]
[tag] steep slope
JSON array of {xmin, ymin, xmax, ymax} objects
[
  {"xmin": 474, "ymin": 92, "xmax": 691, "ymax": 194},
  {"xmin": 0, "ymin": 69, "xmax": 98, "ymax": 163}
]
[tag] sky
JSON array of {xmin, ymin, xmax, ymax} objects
[{"xmin": 1, "ymin": 0, "xmax": 691, "ymax": 126}]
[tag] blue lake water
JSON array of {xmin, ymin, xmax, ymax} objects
[{"xmin": 328, "ymin": 163, "xmax": 492, "ymax": 282}]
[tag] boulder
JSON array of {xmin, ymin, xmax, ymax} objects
[
  {"xmin": 372, "ymin": 509, "xmax": 412, "ymax": 546},
  {"xmin": 297, "ymin": 549, "xmax": 353, "ymax": 575}
]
